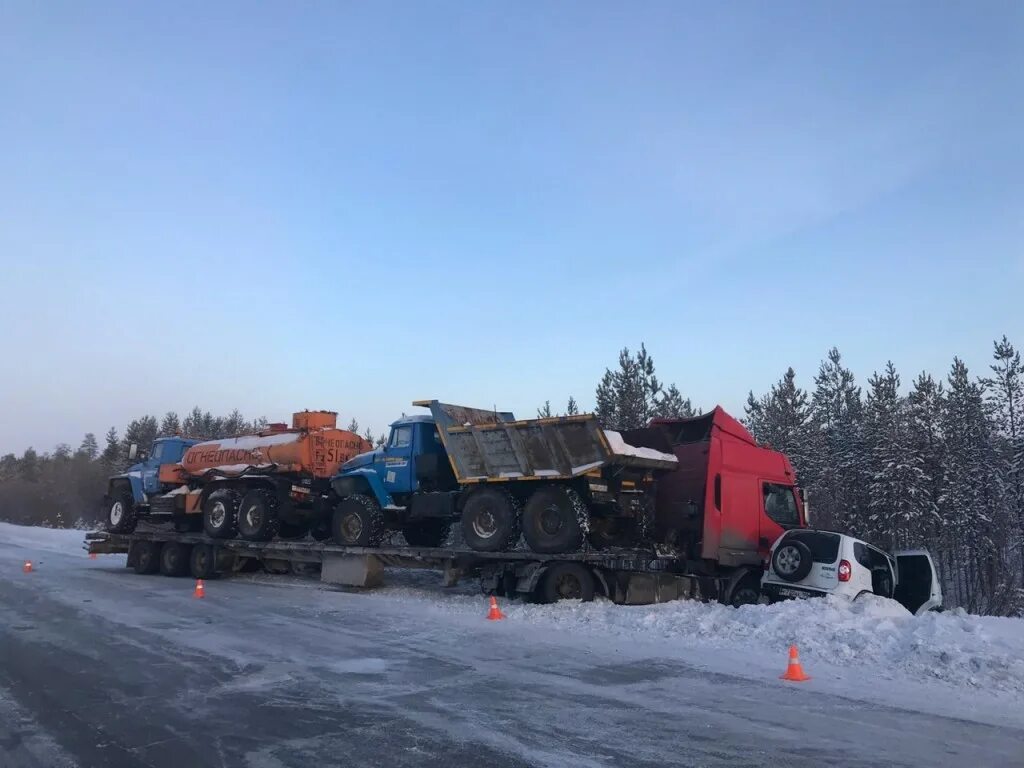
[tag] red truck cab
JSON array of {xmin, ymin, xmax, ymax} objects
[{"xmin": 646, "ymin": 407, "xmax": 805, "ymax": 568}]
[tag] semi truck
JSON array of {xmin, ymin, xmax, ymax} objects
[
  {"xmin": 104, "ymin": 411, "xmax": 371, "ymax": 542},
  {"xmin": 329, "ymin": 400, "xmax": 679, "ymax": 553},
  {"xmin": 93, "ymin": 403, "xmax": 804, "ymax": 606}
]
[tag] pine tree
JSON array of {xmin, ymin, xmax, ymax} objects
[
  {"xmin": 347, "ymin": 417, "xmax": 360, "ymax": 434},
  {"xmin": 77, "ymin": 433, "xmax": 99, "ymax": 461},
  {"xmin": 122, "ymin": 416, "xmax": 158, "ymax": 460},
  {"xmin": 982, "ymin": 336, "xmax": 1023, "ymax": 567},
  {"xmin": 159, "ymin": 411, "xmax": 181, "ymax": 436},
  {"xmin": 223, "ymin": 409, "xmax": 247, "ymax": 436},
  {"xmin": 654, "ymin": 384, "xmax": 696, "ymax": 419},
  {"xmin": 101, "ymin": 427, "xmax": 121, "ymax": 471},
  {"xmin": 745, "ymin": 367, "xmax": 816, "ymax": 488},
  {"xmin": 863, "ymin": 362, "xmax": 934, "ymax": 548},
  {"xmin": 19, "ymin": 448, "xmax": 40, "ymax": 482},
  {"xmin": 537, "ymin": 401, "xmax": 553, "ymax": 418},
  {"xmin": 566, "ymin": 397, "xmax": 579, "ymax": 416},
  {"xmin": 907, "ymin": 372, "xmax": 946, "ymax": 536},
  {"xmin": 182, "ymin": 407, "xmax": 205, "ymax": 438},
  {"xmin": 594, "ymin": 344, "xmax": 689, "ymax": 429},
  {"xmin": 810, "ymin": 348, "xmax": 866, "ymax": 532}
]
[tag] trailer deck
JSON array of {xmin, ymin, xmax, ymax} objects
[{"xmin": 84, "ymin": 529, "xmax": 708, "ymax": 604}]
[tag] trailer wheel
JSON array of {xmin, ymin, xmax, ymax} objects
[
  {"xmin": 159, "ymin": 542, "xmax": 191, "ymax": 577},
  {"xmin": 402, "ymin": 519, "xmax": 450, "ymax": 548},
  {"xmin": 522, "ymin": 486, "xmax": 586, "ymax": 554},
  {"xmin": 538, "ymin": 563, "xmax": 596, "ymax": 603},
  {"xmin": 461, "ymin": 488, "xmax": 520, "ymax": 552},
  {"xmin": 203, "ymin": 489, "xmax": 240, "ymax": 539},
  {"xmin": 189, "ymin": 544, "xmax": 218, "ymax": 579},
  {"xmin": 237, "ymin": 489, "xmax": 280, "ymax": 542},
  {"xmin": 106, "ymin": 487, "xmax": 137, "ymax": 534},
  {"xmin": 729, "ymin": 575, "xmax": 762, "ymax": 607},
  {"xmin": 134, "ymin": 542, "xmax": 161, "ymax": 575},
  {"xmin": 332, "ymin": 494, "xmax": 385, "ymax": 546}
]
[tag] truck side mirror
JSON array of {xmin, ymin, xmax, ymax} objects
[{"xmin": 128, "ymin": 443, "xmax": 138, "ymax": 460}]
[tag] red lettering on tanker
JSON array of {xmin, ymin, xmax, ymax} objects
[{"xmin": 183, "ymin": 448, "xmax": 269, "ymax": 470}]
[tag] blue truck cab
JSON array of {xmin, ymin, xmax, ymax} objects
[
  {"xmin": 330, "ymin": 415, "xmax": 458, "ymax": 547},
  {"xmin": 105, "ymin": 436, "xmax": 200, "ymax": 533}
]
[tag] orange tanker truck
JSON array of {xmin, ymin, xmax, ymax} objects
[{"xmin": 103, "ymin": 410, "xmax": 371, "ymax": 541}]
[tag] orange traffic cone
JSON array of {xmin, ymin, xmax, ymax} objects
[
  {"xmin": 780, "ymin": 645, "xmax": 810, "ymax": 682},
  {"xmin": 194, "ymin": 579, "xmax": 205, "ymax": 599},
  {"xmin": 486, "ymin": 596, "xmax": 505, "ymax": 621},
  {"xmin": 23, "ymin": 560, "xmax": 32, "ymax": 573}
]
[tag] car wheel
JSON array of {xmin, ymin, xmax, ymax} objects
[{"xmin": 771, "ymin": 540, "xmax": 813, "ymax": 582}]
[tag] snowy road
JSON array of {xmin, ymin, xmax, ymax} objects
[{"xmin": 2, "ymin": 525, "xmax": 1023, "ymax": 768}]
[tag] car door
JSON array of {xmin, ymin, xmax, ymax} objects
[{"xmin": 894, "ymin": 550, "xmax": 943, "ymax": 615}]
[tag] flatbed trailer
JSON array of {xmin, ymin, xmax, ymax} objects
[{"xmin": 84, "ymin": 528, "xmax": 732, "ymax": 605}]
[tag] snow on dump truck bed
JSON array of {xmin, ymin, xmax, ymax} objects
[{"xmin": 603, "ymin": 429, "xmax": 678, "ymax": 464}]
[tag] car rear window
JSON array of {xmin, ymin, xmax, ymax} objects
[{"xmin": 782, "ymin": 530, "xmax": 840, "ymax": 563}]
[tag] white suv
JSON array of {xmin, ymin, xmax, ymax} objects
[{"xmin": 761, "ymin": 529, "xmax": 942, "ymax": 615}]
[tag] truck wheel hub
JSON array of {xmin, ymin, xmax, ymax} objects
[
  {"xmin": 110, "ymin": 502, "xmax": 123, "ymax": 524},
  {"xmin": 342, "ymin": 514, "xmax": 363, "ymax": 540},
  {"xmin": 209, "ymin": 503, "xmax": 226, "ymax": 528},
  {"xmin": 472, "ymin": 510, "xmax": 497, "ymax": 538},
  {"xmin": 554, "ymin": 574, "xmax": 581, "ymax": 599},
  {"xmin": 540, "ymin": 506, "xmax": 564, "ymax": 535}
]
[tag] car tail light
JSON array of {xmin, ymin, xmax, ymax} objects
[{"xmin": 838, "ymin": 560, "xmax": 852, "ymax": 582}]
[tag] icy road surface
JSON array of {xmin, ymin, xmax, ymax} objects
[{"xmin": 2, "ymin": 523, "xmax": 1023, "ymax": 768}]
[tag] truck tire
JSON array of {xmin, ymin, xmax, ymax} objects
[
  {"xmin": 159, "ymin": 542, "xmax": 191, "ymax": 577},
  {"xmin": 238, "ymin": 489, "xmax": 281, "ymax": 542},
  {"xmin": 134, "ymin": 542, "xmax": 161, "ymax": 575},
  {"xmin": 189, "ymin": 544, "xmax": 219, "ymax": 579},
  {"xmin": 203, "ymin": 489, "xmax": 240, "ymax": 539},
  {"xmin": 106, "ymin": 487, "xmax": 137, "ymax": 534},
  {"xmin": 538, "ymin": 563, "xmax": 596, "ymax": 603},
  {"xmin": 332, "ymin": 494, "xmax": 384, "ymax": 546},
  {"xmin": 522, "ymin": 486, "xmax": 586, "ymax": 554},
  {"xmin": 772, "ymin": 539, "xmax": 813, "ymax": 582},
  {"xmin": 461, "ymin": 488, "xmax": 520, "ymax": 552},
  {"xmin": 402, "ymin": 519, "xmax": 450, "ymax": 548}
]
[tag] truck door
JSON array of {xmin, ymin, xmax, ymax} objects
[
  {"xmin": 760, "ymin": 482, "xmax": 801, "ymax": 554},
  {"xmin": 141, "ymin": 441, "xmax": 165, "ymax": 497},
  {"xmin": 381, "ymin": 425, "xmax": 414, "ymax": 497}
]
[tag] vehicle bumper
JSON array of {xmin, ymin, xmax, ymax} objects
[{"xmin": 761, "ymin": 582, "xmax": 828, "ymax": 602}]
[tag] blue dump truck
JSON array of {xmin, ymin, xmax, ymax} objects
[{"xmin": 329, "ymin": 400, "xmax": 679, "ymax": 554}]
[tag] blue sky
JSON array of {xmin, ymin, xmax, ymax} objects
[{"xmin": 1, "ymin": 2, "xmax": 1022, "ymax": 453}]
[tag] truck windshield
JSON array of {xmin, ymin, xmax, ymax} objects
[
  {"xmin": 151, "ymin": 442, "xmax": 164, "ymax": 463},
  {"xmin": 390, "ymin": 426, "xmax": 412, "ymax": 448},
  {"xmin": 763, "ymin": 483, "xmax": 799, "ymax": 527}
]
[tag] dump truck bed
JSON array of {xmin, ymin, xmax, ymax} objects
[{"xmin": 413, "ymin": 400, "xmax": 677, "ymax": 484}]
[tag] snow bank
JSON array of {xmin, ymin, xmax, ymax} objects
[
  {"xmin": 603, "ymin": 430, "xmax": 677, "ymax": 464},
  {"xmin": 0, "ymin": 522, "xmax": 89, "ymax": 556},
  {"xmin": 377, "ymin": 586, "xmax": 1024, "ymax": 695}
]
